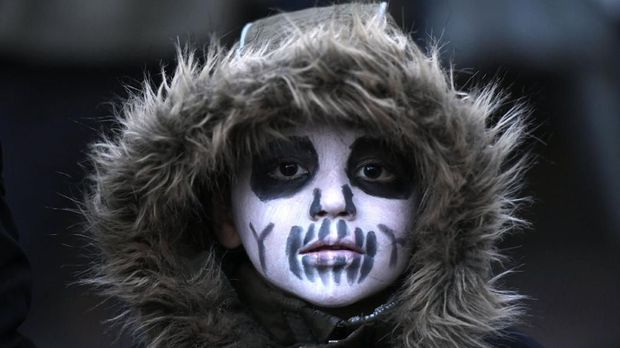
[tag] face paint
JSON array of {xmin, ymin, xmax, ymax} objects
[
  {"xmin": 231, "ymin": 126, "xmax": 416, "ymax": 307},
  {"xmin": 250, "ymin": 136, "xmax": 318, "ymax": 201},
  {"xmin": 286, "ymin": 219, "xmax": 379, "ymax": 286},
  {"xmin": 249, "ymin": 222, "xmax": 274, "ymax": 272},
  {"xmin": 377, "ymin": 224, "xmax": 406, "ymax": 268},
  {"xmin": 346, "ymin": 137, "xmax": 415, "ymax": 199}
]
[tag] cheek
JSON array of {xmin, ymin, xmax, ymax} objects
[
  {"xmin": 232, "ymin": 179, "xmax": 311, "ymax": 256},
  {"xmin": 234, "ymin": 194, "xmax": 309, "ymax": 230},
  {"xmin": 354, "ymin": 194, "xmax": 415, "ymax": 235}
]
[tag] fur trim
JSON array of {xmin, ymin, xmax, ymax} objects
[{"xmin": 83, "ymin": 3, "xmax": 529, "ymax": 347}]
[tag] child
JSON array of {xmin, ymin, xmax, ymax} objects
[{"xmin": 84, "ymin": 3, "xmax": 539, "ymax": 347}]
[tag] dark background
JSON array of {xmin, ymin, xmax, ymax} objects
[{"xmin": 0, "ymin": 0, "xmax": 618, "ymax": 347}]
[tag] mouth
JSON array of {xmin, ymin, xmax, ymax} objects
[{"xmin": 299, "ymin": 240, "xmax": 364, "ymax": 255}]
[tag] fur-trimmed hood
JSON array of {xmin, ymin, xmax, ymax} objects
[{"xmin": 84, "ymin": 3, "xmax": 529, "ymax": 347}]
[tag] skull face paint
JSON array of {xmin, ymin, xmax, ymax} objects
[{"xmin": 231, "ymin": 127, "xmax": 416, "ymax": 307}]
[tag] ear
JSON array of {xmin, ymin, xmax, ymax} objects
[
  {"xmin": 212, "ymin": 195, "xmax": 242, "ymax": 249},
  {"xmin": 215, "ymin": 217, "xmax": 242, "ymax": 249}
]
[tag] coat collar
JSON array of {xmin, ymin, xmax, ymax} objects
[{"xmin": 229, "ymin": 258, "xmax": 399, "ymax": 347}]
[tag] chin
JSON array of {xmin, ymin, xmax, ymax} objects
[{"xmin": 295, "ymin": 287, "xmax": 372, "ymax": 308}]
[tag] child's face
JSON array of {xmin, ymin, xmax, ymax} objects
[{"xmin": 230, "ymin": 126, "xmax": 416, "ymax": 307}]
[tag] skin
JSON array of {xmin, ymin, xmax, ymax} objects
[{"xmin": 222, "ymin": 126, "xmax": 416, "ymax": 307}]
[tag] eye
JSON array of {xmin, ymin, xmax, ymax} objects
[
  {"xmin": 268, "ymin": 161, "xmax": 309, "ymax": 181},
  {"xmin": 355, "ymin": 163, "xmax": 396, "ymax": 183}
]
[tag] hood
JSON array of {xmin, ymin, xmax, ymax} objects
[{"xmin": 84, "ymin": 3, "xmax": 529, "ymax": 347}]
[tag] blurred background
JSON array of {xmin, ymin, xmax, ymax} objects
[{"xmin": 0, "ymin": 0, "xmax": 618, "ymax": 347}]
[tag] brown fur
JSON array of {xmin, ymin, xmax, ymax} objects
[{"xmin": 83, "ymin": 3, "xmax": 530, "ymax": 347}]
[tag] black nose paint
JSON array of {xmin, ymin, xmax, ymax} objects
[
  {"xmin": 309, "ymin": 185, "xmax": 357, "ymax": 218},
  {"xmin": 250, "ymin": 136, "xmax": 318, "ymax": 201},
  {"xmin": 342, "ymin": 184, "xmax": 356, "ymax": 216},
  {"xmin": 309, "ymin": 188, "xmax": 322, "ymax": 217}
]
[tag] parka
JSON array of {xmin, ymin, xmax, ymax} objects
[{"xmin": 83, "ymin": 3, "xmax": 539, "ymax": 347}]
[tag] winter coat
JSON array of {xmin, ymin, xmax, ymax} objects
[{"xmin": 83, "ymin": 3, "xmax": 538, "ymax": 347}]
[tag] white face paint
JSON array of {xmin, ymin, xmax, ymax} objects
[{"xmin": 231, "ymin": 126, "xmax": 416, "ymax": 307}]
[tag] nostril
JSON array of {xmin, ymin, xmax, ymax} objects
[{"xmin": 308, "ymin": 186, "xmax": 357, "ymax": 219}]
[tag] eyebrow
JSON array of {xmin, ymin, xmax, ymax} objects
[
  {"xmin": 347, "ymin": 136, "xmax": 404, "ymax": 165},
  {"xmin": 262, "ymin": 136, "xmax": 316, "ymax": 160}
]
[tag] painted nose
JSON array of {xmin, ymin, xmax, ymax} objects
[{"xmin": 309, "ymin": 184, "xmax": 356, "ymax": 220}]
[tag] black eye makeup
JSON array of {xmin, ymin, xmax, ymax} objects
[
  {"xmin": 346, "ymin": 137, "xmax": 414, "ymax": 199},
  {"xmin": 354, "ymin": 162, "xmax": 396, "ymax": 183},
  {"xmin": 250, "ymin": 136, "xmax": 318, "ymax": 201},
  {"xmin": 268, "ymin": 162, "xmax": 309, "ymax": 181}
]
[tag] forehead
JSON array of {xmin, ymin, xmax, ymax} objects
[{"xmin": 284, "ymin": 125, "xmax": 363, "ymax": 151}]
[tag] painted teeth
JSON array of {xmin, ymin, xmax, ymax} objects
[{"xmin": 286, "ymin": 219, "xmax": 379, "ymax": 285}]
